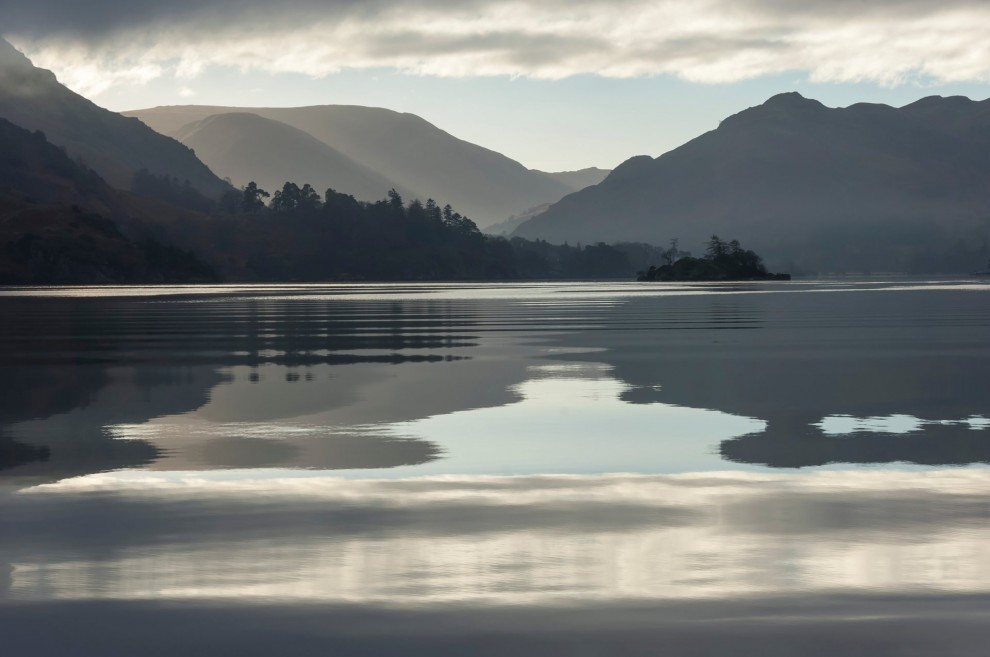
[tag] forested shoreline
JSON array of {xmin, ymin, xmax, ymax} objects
[
  {"xmin": 0, "ymin": 115, "xmax": 770, "ymax": 285},
  {"xmin": 130, "ymin": 176, "xmax": 667, "ymax": 282}
]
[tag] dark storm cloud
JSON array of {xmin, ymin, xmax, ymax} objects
[
  {"xmin": 0, "ymin": 0, "xmax": 975, "ymax": 36},
  {"xmin": 2, "ymin": 0, "xmax": 498, "ymax": 36},
  {"xmin": 0, "ymin": 1, "xmax": 353, "ymax": 36}
]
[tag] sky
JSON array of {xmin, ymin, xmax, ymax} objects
[{"xmin": 2, "ymin": 0, "xmax": 990, "ymax": 171}]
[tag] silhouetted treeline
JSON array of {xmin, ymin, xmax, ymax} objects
[
  {"xmin": 508, "ymin": 238, "xmax": 664, "ymax": 279},
  {"xmin": 638, "ymin": 235, "xmax": 790, "ymax": 281},
  {"xmin": 180, "ymin": 181, "xmax": 656, "ymax": 281},
  {"xmin": 0, "ymin": 206, "xmax": 218, "ymax": 285}
]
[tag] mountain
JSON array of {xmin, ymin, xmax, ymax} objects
[
  {"xmin": 0, "ymin": 117, "xmax": 111, "ymax": 209},
  {"xmin": 174, "ymin": 112, "xmax": 416, "ymax": 202},
  {"xmin": 0, "ymin": 37, "xmax": 228, "ymax": 198},
  {"xmin": 514, "ymin": 93, "xmax": 990, "ymax": 273},
  {"xmin": 126, "ymin": 105, "xmax": 576, "ymax": 226},
  {"xmin": 0, "ymin": 114, "xmax": 211, "ymax": 228},
  {"xmin": 485, "ymin": 163, "xmax": 614, "ymax": 236},
  {"xmin": 484, "ymin": 203, "xmax": 551, "ymax": 236},
  {"xmin": 0, "ymin": 118, "xmax": 217, "ymax": 284},
  {"xmin": 541, "ymin": 167, "xmax": 611, "ymax": 191}
]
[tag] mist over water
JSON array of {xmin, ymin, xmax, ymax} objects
[{"xmin": 2, "ymin": 279, "xmax": 990, "ymax": 654}]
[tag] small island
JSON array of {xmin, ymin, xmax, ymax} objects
[{"xmin": 638, "ymin": 235, "xmax": 791, "ymax": 282}]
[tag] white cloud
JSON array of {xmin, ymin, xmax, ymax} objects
[
  {"xmin": 6, "ymin": 0, "xmax": 990, "ymax": 95},
  {"xmin": 22, "ymin": 41, "xmax": 164, "ymax": 97}
]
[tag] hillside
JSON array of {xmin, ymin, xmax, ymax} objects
[
  {"xmin": 514, "ymin": 93, "xmax": 990, "ymax": 273},
  {"xmin": 484, "ymin": 203, "xmax": 551, "ymax": 236},
  {"xmin": 0, "ymin": 114, "xmax": 641, "ymax": 285},
  {"xmin": 0, "ymin": 118, "xmax": 217, "ymax": 284},
  {"xmin": 126, "ymin": 104, "xmax": 576, "ymax": 226},
  {"xmin": 0, "ymin": 37, "xmax": 228, "ymax": 198},
  {"xmin": 0, "ymin": 117, "xmax": 112, "ymax": 209},
  {"xmin": 175, "ymin": 112, "xmax": 416, "ymax": 202}
]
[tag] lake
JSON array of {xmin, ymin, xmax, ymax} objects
[{"xmin": 2, "ymin": 279, "xmax": 990, "ymax": 655}]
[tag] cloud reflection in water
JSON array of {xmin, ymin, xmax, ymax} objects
[{"xmin": 7, "ymin": 469, "xmax": 990, "ymax": 604}]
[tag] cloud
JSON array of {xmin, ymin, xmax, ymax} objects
[{"xmin": 2, "ymin": 0, "xmax": 990, "ymax": 96}]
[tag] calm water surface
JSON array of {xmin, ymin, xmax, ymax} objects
[{"xmin": 2, "ymin": 280, "xmax": 990, "ymax": 655}]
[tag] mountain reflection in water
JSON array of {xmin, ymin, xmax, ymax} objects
[
  {"xmin": 3, "ymin": 281, "xmax": 989, "ymax": 479},
  {"xmin": 2, "ymin": 280, "xmax": 990, "ymax": 655}
]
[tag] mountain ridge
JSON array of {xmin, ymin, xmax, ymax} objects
[
  {"xmin": 513, "ymin": 92, "xmax": 990, "ymax": 272},
  {"xmin": 0, "ymin": 118, "xmax": 217, "ymax": 284},
  {"xmin": 0, "ymin": 37, "xmax": 229, "ymax": 198},
  {"xmin": 174, "ymin": 112, "xmax": 417, "ymax": 202},
  {"xmin": 126, "ymin": 104, "xmax": 585, "ymax": 226}
]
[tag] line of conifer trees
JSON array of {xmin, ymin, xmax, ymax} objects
[{"xmin": 186, "ymin": 180, "xmax": 664, "ymax": 281}]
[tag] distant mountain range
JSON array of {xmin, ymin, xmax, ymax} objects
[
  {"xmin": 0, "ymin": 36, "xmax": 607, "ymax": 227},
  {"xmin": 0, "ymin": 38, "xmax": 623, "ymax": 282},
  {"xmin": 514, "ymin": 92, "xmax": 990, "ymax": 272},
  {"xmin": 0, "ymin": 37, "xmax": 228, "ymax": 198},
  {"xmin": 4, "ymin": 31, "xmax": 990, "ymax": 275},
  {"xmin": 126, "ymin": 105, "xmax": 608, "ymax": 227}
]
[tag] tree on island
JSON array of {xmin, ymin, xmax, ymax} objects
[{"xmin": 638, "ymin": 235, "xmax": 790, "ymax": 281}]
